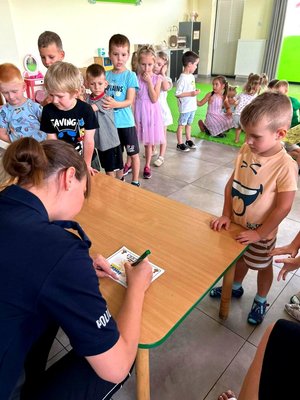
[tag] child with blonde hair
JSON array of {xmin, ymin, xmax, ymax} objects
[
  {"xmin": 134, "ymin": 45, "xmax": 165, "ymax": 178},
  {"xmin": 198, "ymin": 75, "xmax": 232, "ymax": 138},
  {"xmin": 153, "ymin": 51, "xmax": 173, "ymax": 167},
  {"xmin": 232, "ymin": 73, "xmax": 262, "ymax": 143},
  {"xmin": 210, "ymin": 92, "xmax": 298, "ymax": 325},
  {"xmin": 40, "ymin": 62, "xmax": 98, "ymax": 175},
  {"xmin": 226, "ymin": 85, "xmax": 238, "ymax": 113},
  {"xmin": 0, "ymin": 63, "xmax": 45, "ymax": 143}
]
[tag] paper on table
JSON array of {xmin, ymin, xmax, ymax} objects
[{"xmin": 107, "ymin": 246, "xmax": 165, "ymax": 287}]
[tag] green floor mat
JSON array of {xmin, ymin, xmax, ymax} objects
[{"xmin": 166, "ymin": 82, "xmax": 300, "ymax": 148}]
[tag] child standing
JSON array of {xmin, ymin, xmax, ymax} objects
[
  {"xmin": 175, "ymin": 51, "xmax": 200, "ymax": 152},
  {"xmin": 233, "ymin": 73, "xmax": 262, "ymax": 143},
  {"xmin": 40, "ymin": 62, "xmax": 98, "ymax": 176},
  {"xmin": 85, "ymin": 63, "xmax": 123, "ymax": 178},
  {"xmin": 37, "ymin": 31, "xmax": 65, "ymax": 69},
  {"xmin": 210, "ymin": 92, "xmax": 298, "ymax": 325},
  {"xmin": 134, "ymin": 45, "xmax": 165, "ymax": 178},
  {"xmin": 36, "ymin": 31, "xmax": 65, "ymax": 105},
  {"xmin": 104, "ymin": 34, "xmax": 141, "ymax": 187},
  {"xmin": 0, "ymin": 63, "xmax": 45, "ymax": 143},
  {"xmin": 198, "ymin": 75, "xmax": 232, "ymax": 138},
  {"xmin": 152, "ymin": 51, "xmax": 173, "ymax": 167}
]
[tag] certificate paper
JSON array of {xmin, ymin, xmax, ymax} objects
[{"xmin": 107, "ymin": 246, "xmax": 165, "ymax": 287}]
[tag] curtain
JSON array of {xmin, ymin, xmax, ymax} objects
[{"xmin": 262, "ymin": 0, "xmax": 288, "ymax": 80}]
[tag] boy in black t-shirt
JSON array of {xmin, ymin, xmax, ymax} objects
[{"xmin": 40, "ymin": 62, "xmax": 98, "ymax": 175}]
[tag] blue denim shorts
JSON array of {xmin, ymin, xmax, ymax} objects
[{"xmin": 178, "ymin": 111, "xmax": 196, "ymax": 126}]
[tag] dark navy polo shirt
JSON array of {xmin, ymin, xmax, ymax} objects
[{"xmin": 0, "ymin": 185, "xmax": 119, "ymax": 399}]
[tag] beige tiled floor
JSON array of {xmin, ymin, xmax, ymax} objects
[
  {"xmin": 116, "ymin": 133, "xmax": 300, "ymax": 399},
  {"xmin": 34, "ymin": 132, "xmax": 300, "ymax": 398}
]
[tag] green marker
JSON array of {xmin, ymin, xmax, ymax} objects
[{"xmin": 132, "ymin": 249, "xmax": 151, "ymax": 266}]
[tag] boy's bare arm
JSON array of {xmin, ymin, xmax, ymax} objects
[
  {"xmin": 0, "ymin": 128, "xmax": 11, "ymax": 143},
  {"xmin": 236, "ymin": 191, "xmax": 296, "ymax": 244},
  {"xmin": 102, "ymin": 87, "xmax": 136, "ymax": 109},
  {"xmin": 257, "ymin": 191, "xmax": 296, "ymax": 238},
  {"xmin": 83, "ymin": 129, "xmax": 96, "ymax": 175},
  {"xmin": 176, "ymin": 89, "xmax": 200, "ymax": 99}
]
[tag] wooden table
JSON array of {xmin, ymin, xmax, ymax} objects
[{"xmin": 77, "ymin": 174, "xmax": 246, "ymax": 400}]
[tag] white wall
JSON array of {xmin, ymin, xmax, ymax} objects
[
  {"xmin": 3, "ymin": 0, "xmax": 190, "ymax": 74},
  {"xmin": 0, "ymin": 1, "xmax": 19, "ymax": 65}
]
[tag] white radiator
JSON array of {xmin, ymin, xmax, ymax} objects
[{"xmin": 234, "ymin": 39, "xmax": 266, "ymax": 79}]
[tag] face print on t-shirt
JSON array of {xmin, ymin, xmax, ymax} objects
[{"xmin": 231, "ymin": 159, "xmax": 263, "ymax": 217}]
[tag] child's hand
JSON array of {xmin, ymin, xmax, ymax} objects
[
  {"xmin": 102, "ymin": 96, "xmax": 117, "ymax": 109},
  {"xmin": 235, "ymin": 230, "xmax": 261, "ymax": 245},
  {"xmin": 210, "ymin": 216, "xmax": 231, "ymax": 231},
  {"xmin": 276, "ymin": 256, "xmax": 300, "ymax": 281},
  {"xmin": 269, "ymin": 243, "xmax": 299, "ymax": 258},
  {"xmin": 142, "ymin": 72, "xmax": 151, "ymax": 83},
  {"xmin": 161, "ymin": 64, "xmax": 168, "ymax": 76},
  {"xmin": 87, "ymin": 165, "xmax": 99, "ymax": 176},
  {"xmin": 192, "ymin": 89, "xmax": 200, "ymax": 97}
]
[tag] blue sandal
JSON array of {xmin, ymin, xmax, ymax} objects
[{"xmin": 209, "ymin": 286, "xmax": 244, "ymax": 298}]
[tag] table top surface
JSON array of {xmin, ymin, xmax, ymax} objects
[{"xmin": 76, "ymin": 174, "xmax": 246, "ymax": 348}]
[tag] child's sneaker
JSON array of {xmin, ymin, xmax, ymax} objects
[
  {"xmin": 176, "ymin": 143, "xmax": 190, "ymax": 152},
  {"xmin": 185, "ymin": 140, "xmax": 196, "ymax": 149},
  {"xmin": 154, "ymin": 156, "xmax": 164, "ymax": 167},
  {"xmin": 123, "ymin": 163, "xmax": 132, "ymax": 176},
  {"xmin": 247, "ymin": 299, "xmax": 268, "ymax": 325},
  {"xmin": 285, "ymin": 303, "xmax": 300, "ymax": 321},
  {"xmin": 209, "ymin": 286, "xmax": 244, "ymax": 298},
  {"xmin": 290, "ymin": 291, "xmax": 300, "ymax": 305},
  {"xmin": 131, "ymin": 181, "xmax": 140, "ymax": 187},
  {"xmin": 143, "ymin": 166, "xmax": 152, "ymax": 179}
]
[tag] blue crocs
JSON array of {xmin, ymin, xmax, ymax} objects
[
  {"xmin": 247, "ymin": 299, "xmax": 268, "ymax": 325},
  {"xmin": 209, "ymin": 286, "xmax": 244, "ymax": 298}
]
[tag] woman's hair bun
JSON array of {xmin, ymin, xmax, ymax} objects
[{"xmin": 3, "ymin": 138, "xmax": 47, "ymax": 186}]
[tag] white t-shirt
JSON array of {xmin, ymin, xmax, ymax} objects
[{"xmin": 175, "ymin": 73, "xmax": 197, "ymax": 113}]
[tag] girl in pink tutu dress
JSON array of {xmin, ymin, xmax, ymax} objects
[
  {"xmin": 134, "ymin": 45, "xmax": 165, "ymax": 179},
  {"xmin": 197, "ymin": 75, "xmax": 232, "ymax": 138}
]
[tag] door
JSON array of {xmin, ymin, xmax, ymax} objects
[{"xmin": 212, "ymin": 0, "xmax": 244, "ymax": 76}]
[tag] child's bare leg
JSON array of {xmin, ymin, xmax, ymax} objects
[
  {"xmin": 130, "ymin": 153, "xmax": 140, "ymax": 182},
  {"xmin": 144, "ymin": 145, "xmax": 152, "ymax": 168},
  {"xmin": 116, "ymin": 169, "xmax": 124, "ymax": 179},
  {"xmin": 176, "ymin": 125, "xmax": 183, "ymax": 144},
  {"xmin": 185, "ymin": 124, "xmax": 192, "ymax": 141},
  {"xmin": 125, "ymin": 155, "xmax": 132, "ymax": 168},
  {"xmin": 235, "ymin": 128, "xmax": 241, "ymax": 143},
  {"xmin": 159, "ymin": 128, "xmax": 167, "ymax": 158},
  {"xmin": 106, "ymin": 171, "xmax": 115, "ymax": 177},
  {"xmin": 234, "ymin": 257, "xmax": 249, "ymax": 284},
  {"xmin": 257, "ymin": 264, "xmax": 273, "ymax": 298}
]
